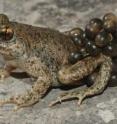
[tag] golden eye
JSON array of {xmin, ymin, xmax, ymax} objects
[{"xmin": 0, "ymin": 25, "xmax": 14, "ymax": 41}]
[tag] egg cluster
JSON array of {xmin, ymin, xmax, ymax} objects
[{"xmin": 67, "ymin": 13, "xmax": 117, "ymax": 64}]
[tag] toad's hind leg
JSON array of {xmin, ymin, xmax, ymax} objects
[{"xmin": 49, "ymin": 55, "xmax": 112, "ymax": 106}]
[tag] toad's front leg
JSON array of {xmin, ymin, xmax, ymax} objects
[
  {"xmin": 0, "ymin": 65, "xmax": 16, "ymax": 81},
  {"xmin": 0, "ymin": 57, "xmax": 52, "ymax": 110},
  {"xmin": 50, "ymin": 54, "xmax": 112, "ymax": 106}
]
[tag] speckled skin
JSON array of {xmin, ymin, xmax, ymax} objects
[{"xmin": 0, "ymin": 14, "xmax": 112, "ymax": 110}]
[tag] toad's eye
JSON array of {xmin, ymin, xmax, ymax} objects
[
  {"xmin": 0, "ymin": 25, "xmax": 14, "ymax": 41},
  {"xmin": 0, "ymin": 14, "xmax": 9, "ymax": 25}
]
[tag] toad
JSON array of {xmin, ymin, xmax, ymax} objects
[{"xmin": 0, "ymin": 13, "xmax": 114, "ymax": 110}]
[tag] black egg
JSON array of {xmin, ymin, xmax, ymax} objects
[
  {"xmin": 69, "ymin": 27, "xmax": 85, "ymax": 39},
  {"xmin": 85, "ymin": 75, "xmax": 95, "ymax": 87},
  {"xmin": 109, "ymin": 74, "xmax": 117, "ymax": 87},
  {"xmin": 103, "ymin": 19, "xmax": 117, "ymax": 33},
  {"xmin": 103, "ymin": 13, "xmax": 117, "ymax": 21},
  {"xmin": 85, "ymin": 18, "xmax": 103, "ymax": 40},
  {"xmin": 69, "ymin": 28, "xmax": 86, "ymax": 47},
  {"xmin": 85, "ymin": 40, "xmax": 100, "ymax": 56},
  {"xmin": 103, "ymin": 42, "xmax": 117, "ymax": 57},
  {"xmin": 89, "ymin": 18, "xmax": 103, "ymax": 25},
  {"xmin": 95, "ymin": 30, "xmax": 112, "ymax": 48},
  {"xmin": 103, "ymin": 13, "xmax": 117, "ymax": 33},
  {"xmin": 80, "ymin": 48, "xmax": 88, "ymax": 56},
  {"xmin": 68, "ymin": 52, "xmax": 83, "ymax": 64},
  {"xmin": 85, "ymin": 70, "xmax": 101, "ymax": 87},
  {"xmin": 72, "ymin": 36, "xmax": 85, "ymax": 47}
]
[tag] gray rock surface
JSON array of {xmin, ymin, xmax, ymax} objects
[{"xmin": 0, "ymin": 0, "xmax": 117, "ymax": 124}]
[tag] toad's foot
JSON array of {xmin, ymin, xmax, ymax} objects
[
  {"xmin": 0, "ymin": 65, "xmax": 16, "ymax": 81},
  {"xmin": 0, "ymin": 91, "xmax": 40, "ymax": 111},
  {"xmin": 0, "ymin": 77, "xmax": 51, "ymax": 110},
  {"xmin": 49, "ymin": 89, "xmax": 87, "ymax": 106},
  {"xmin": 49, "ymin": 55, "xmax": 112, "ymax": 106}
]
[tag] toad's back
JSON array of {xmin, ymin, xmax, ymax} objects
[{"xmin": 10, "ymin": 22, "xmax": 77, "ymax": 68}]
